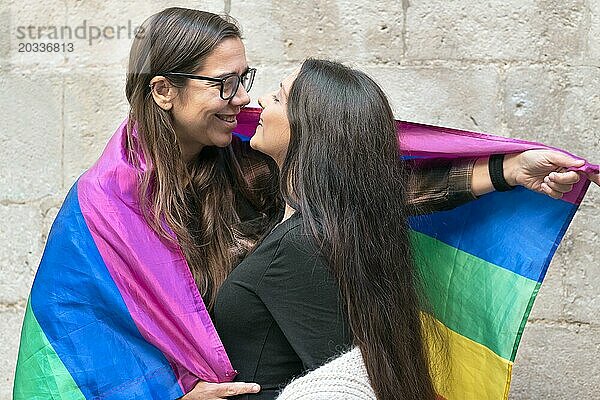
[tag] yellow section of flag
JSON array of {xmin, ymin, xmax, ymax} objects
[{"xmin": 424, "ymin": 315, "xmax": 513, "ymax": 400}]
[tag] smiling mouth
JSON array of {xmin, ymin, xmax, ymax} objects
[{"xmin": 216, "ymin": 114, "xmax": 236, "ymax": 123}]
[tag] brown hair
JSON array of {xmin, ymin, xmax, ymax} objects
[
  {"xmin": 125, "ymin": 7, "xmax": 280, "ymax": 309},
  {"xmin": 283, "ymin": 59, "xmax": 438, "ymax": 400}
]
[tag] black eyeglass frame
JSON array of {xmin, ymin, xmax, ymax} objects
[{"xmin": 161, "ymin": 68, "xmax": 256, "ymax": 101}]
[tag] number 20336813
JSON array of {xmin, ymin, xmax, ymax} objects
[{"xmin": 18, "ymin": 42, "xmax": 74, "ymax": 52}]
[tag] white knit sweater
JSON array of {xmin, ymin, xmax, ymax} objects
[{"xmin": 276, "ymin": 347, "xmax": 376, "ymax": 400}]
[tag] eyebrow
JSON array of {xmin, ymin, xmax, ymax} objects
[{"xmin": 214, "ymin": 66, "xmax": 250, "ymax": 79}]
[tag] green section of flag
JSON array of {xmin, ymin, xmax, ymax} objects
[
  {"xmin": 13, "ymin": 299, "xmax": 85, "ymax": 400},
  {"xmin": 412, "ymin": 231, "xmax": 538, "ymax": 361}
]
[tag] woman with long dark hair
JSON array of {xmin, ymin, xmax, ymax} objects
[
  {"xmin": 213, "ymin": 59, "xmax": 600, "ymax": 400},
  {"xmin": 213, "ymin": 59, "xmax": 437, "ymax": 399},
  {"xmin": 125, "ymin": 8, "xmax": 282, "ymax": 311}
]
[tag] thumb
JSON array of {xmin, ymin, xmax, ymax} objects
[
  {"xmin": 587, "ymin": 172, "xmax": 600, "ymax": 186},
  {"xmin": 546, "ymin": 151, "xmax": 585, "ymax": 168}
]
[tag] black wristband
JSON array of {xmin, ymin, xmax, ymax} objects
[{"xmin": 489, "ymin": 154, "xmax": 515, "ymax": 192}]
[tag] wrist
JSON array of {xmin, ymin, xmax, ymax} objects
[
  {"xmin": 503, "ymin": 153, "xmax": 520, "ymax": 187},
  {"xmin": 488, "ymin": 154, "xmax": 516, "ymax": 191}
]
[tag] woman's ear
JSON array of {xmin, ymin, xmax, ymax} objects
[{"xmin": 149, "ymin": 76, "xmax": 175, "ymax": 111}]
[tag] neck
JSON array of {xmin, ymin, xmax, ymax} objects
[{"xmin": 181, "ymin": 144, "xmax": 204, "ymax": 163}]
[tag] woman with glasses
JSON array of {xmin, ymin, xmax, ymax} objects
[{"xmin": 17, "ymin": 6, "xmax": 596, "ymax": 400}]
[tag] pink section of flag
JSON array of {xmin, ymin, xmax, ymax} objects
[
  {"xmin": 78, "ymin": 120, "xmax": 236, "ymax": 392},
  {"xmin": 237, "ymin": 107, "xmax": 598, "ymax": 205}
]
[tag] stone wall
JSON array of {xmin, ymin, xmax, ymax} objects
[{"xmin": 1, "ymin": 0, "xmax": 598, "ymax": 398}]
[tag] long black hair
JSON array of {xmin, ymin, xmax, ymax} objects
[{"xmin": 281, "ymin": 59, "xmax": 437, "ymax": 400}]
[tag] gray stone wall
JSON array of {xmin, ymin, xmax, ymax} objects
[{"xmin": 1, "ymin": 1, "xmax": 598, "ymax": 398}]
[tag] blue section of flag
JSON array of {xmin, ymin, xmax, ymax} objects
[
  {"xmin": 233, "ymin": 132, "xmax": 251, "ymax": 142},
  {"xmin": 30, "ymin": 184, "xmax": 183, "ymax": 400},
  {"xmin": 409, "ymin": 187, "xmax": 577, "ymax": 282}
]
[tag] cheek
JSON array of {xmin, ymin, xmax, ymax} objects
[
  {"xmin": 182, "ymin": 91, "xmax": 221, "ymax": 117},
  {"xmin": 270, "ymin": 125, "xmax": 290, "ymax": 159},
  {"xmin": 279, "ymin": 129, "xmax": 290, "ymax": 153},
  {"xmin": 251, "ymin": 109, "xmax": 290, "ymax": 154},
  {"xmin": 173, "ymin": 96, "xmax": 205, "ymax": 125},
  {"xmin": 278, "ymin": 116, "xmax": 291, "ymax": 148}
]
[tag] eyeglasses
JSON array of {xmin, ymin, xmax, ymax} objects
[{"xmin": 162, "ymin": 68, "xmax": 256, "ymax": 101}]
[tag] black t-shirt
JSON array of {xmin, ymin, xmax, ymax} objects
[{"xmin": 213, "ymin": 213, "xmax": 352, "ymax": 399}]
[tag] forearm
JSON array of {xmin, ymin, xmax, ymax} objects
[
  {"xmin": 471, "ymin": 156, "xmax": 493, "ymax": 196},
  {"xmin": 406, "ymin": 158, "xmax": 477, "ymax": 215},
  {"xmin": 409, "ymin": 149, "xmax": 588, "ymax": 214}
]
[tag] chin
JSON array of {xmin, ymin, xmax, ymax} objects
[
  {"xmin": 250, "ymin": 136, "xmax": 269, "ymax": 156},
  {"xmin": 249, "ymin": 139, "xmax": 275, "ymax": 161},
  {"xmin": 211, "ymin": 132, "xmax": 234, "ymax": 148},
  {"xmin": 249, "ymin": 135, "xmax": 259, "ymax": 150}
]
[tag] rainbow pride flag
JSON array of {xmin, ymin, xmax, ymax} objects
[
  {"xmin": 14, "ymin": 108, "xmax": 597, "ymax": 399},
  {"xmin": 401, "ymin": 121, "xmax": 595, "ymax": 399},
  {"xmin": 14, "ymin": 121, "xmax": 236, "ymax": 399},
  {"xmin": 235, "ymin": 108, "xmax": 598, "ymax": 399}
]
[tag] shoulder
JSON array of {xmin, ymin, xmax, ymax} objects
[
  {"xmin": 266, "ymin": 216, "xmax": 328, "ymax": 276},
  {"xmin": 276, "ymin": 216, "xmax": 318, "ymax": 254},
  {"xmin": 248, "ymin": 214, "xmax": 332, "ymax": 293},
  {"xmin": 231, "ymin": 214, "xmax": 307, "ymax": 279},
  {"xmin": 276, "ymin": 348, "xmax": 376, "ymax": 400},
  {"xmin": 260, "ymin": 214, "xmax": 320, "ymax": 263}
]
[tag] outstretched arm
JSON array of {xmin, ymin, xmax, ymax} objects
[
  {"xmin": 407, "ymin": 149, "xmax": 597, "ymax": 215},
  {"xmin": 472, "ymin": 150, "xmax": 594, "ymax": 199}
]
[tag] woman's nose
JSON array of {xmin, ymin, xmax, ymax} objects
[{"xmin": 231, "ymin": 84, "xmax": 251, "ymax": 106}]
